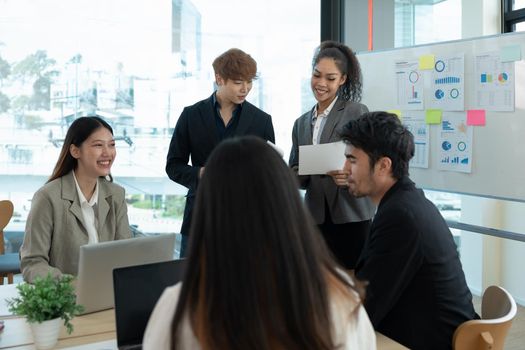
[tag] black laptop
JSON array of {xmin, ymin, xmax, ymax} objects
[{"xmin": 112, "ymin": 259, "xmax": 186, "ymax": 350}]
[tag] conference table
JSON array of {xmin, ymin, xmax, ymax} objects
[{"xmin": 0, "ymin": 284, "xmax": 408, "ymax": 349}]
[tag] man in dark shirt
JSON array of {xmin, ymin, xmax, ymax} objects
[
  {"xmin": 166, "ymin": 49, "xmax": 275, "ymax": 257},
  {"xmin": 340, "ymin": 111, "xmax": 478, "ymax": 350}
]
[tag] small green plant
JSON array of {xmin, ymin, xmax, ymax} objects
[{"xmin": 6, "ymin": 274, "xmax": 84, "ymax": 334}]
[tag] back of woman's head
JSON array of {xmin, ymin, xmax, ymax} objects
[
  {"xmin": 192, "ymin": 136, "xmax": 314, "ymax": 270},
  {"xmin": 48, "ymin": 116, "xmax": 113, "ymax": 183},
  {"xmin": 171, "ymin": 136, "xmax": 347, "ymax": 350}
]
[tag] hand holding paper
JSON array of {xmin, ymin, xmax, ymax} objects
[{"xmin": 327, "ymin": 169, "xmax": 349, "ymax": 187}]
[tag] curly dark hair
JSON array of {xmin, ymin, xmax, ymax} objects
[{"xmin": 312, "ymin": 41, "xmax": 362, "ymax": 102}]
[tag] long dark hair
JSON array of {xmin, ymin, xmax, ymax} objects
[
  {"xmin": 312, "ymin": 40, "xmax": 362, "ymax": 102},
  {"xmin": 48, "ymin": 116, "xmax": 113, "ymax": 183},
  {"xmin": 171, "ymin": 136, "xmax": 363, "ymax": 350}
]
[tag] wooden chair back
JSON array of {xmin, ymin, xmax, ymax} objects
[
  {"xmin": 452, "ymin": 285, "xmax": 517, "ymax": 350},
  {"xmin": 0, "ymin": 200, "xmax": 15, "ymax": 255}
]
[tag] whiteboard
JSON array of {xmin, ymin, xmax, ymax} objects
[{"xmin": 357, "ymin": 32, "xmax": 525, "ymax": 202}]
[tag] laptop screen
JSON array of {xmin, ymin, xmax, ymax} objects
[
  {"xmin": 76, "ymin": 234, "xmax": 176, "ymax": 314},
  {"xmin": 113, "ymin": 259, "xmax": 186, "ymax": 348}
]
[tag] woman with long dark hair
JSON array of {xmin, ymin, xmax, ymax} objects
[
  {"xmin": 143, "ymin": 136, "xmax": 375, "ymax": 350},
  {"xmin": 289, "ymin": 41, "xmax": 375, "ymax": 269},
  {"xmin": 20, "ymin": 116, "xmax": 131, "ymax": 282}
]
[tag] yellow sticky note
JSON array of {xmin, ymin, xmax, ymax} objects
[
  {"xmin": 419, "ymin": 54, "xmax": 435, "ymax": 70},
  {"xmin": 425, "ymin": 109, "xmax": 442, "ymax": 124},
  {"xmin": 387, "ymin": 109, "xmax": 403, "ymax": 121}
]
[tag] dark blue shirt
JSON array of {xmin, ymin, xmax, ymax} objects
[{"xmin": 212, "ymin": 92, "xmax": 242, "ymax": 141}]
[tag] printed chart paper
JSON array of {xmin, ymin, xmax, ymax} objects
[
  {"xmin": 395, "ymin": 60, "xmax": 424, "ymax": 110},
  {"xmin": 474, "ymin": 52, "xmax": 515, "ymax": 111},
  {"xmin": 437, "ymin": 112, "xmax": 473, "ymax": 173},
  {"xmin": 403, "ymin": 111, "xmax": 429, "ymax": 169},
  {"xmin": 430, "ymin": 55, "xmax": 465, "ymax": 111}
]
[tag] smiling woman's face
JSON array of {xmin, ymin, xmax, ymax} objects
[{"xmin": 70, "ymin": 127, "xmax": 116, "ymax": 179}]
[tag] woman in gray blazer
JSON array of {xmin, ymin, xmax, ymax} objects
[
  {"xmin": 289, "ymin": 41, "xmax": 375, "ymax": 269},
  {"xmin": 20, "ymin": 116, "xmax": 131, "ymax": 283}
]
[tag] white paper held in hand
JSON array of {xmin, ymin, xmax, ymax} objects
[{"xmin": 298, "ymin": 141, "xmax": 346, "ymax": 175}]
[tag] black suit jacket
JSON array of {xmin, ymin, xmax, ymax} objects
[
  {"xmin": 166, "ymin": 94, "xmax": 275, "ymax": 236},
  {"xmin": 355, "ymin": 176, "xmax": 478, "ymax": 350}
]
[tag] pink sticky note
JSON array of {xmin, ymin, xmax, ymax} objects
[{"xmin": 467, "ymin": 110, "xmax": 486, "ymax": 126}]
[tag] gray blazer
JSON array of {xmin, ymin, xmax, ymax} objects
[
  {"xmin": 289, "ymin": 99, "xmax": 375, "ymax": 225},
  {"xmin": 20, "ymin": 171, "xmax": 131, "ymax": 283}
]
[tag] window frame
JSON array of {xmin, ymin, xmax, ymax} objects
[
  {"xmin": 321, "ymin": 0, "xmax": 345, "ymax": 42},
  {"xmin": 502, "ymin": 0, "xmax": 525, "ymax": 32}
]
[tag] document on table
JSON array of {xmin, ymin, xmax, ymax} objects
[{"xmin": 298, "ymin": 141, "xmax": 346, "ymax": 175}]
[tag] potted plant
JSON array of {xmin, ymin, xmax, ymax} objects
[{"xmin": 6, "ymin": 273, "xmax": 84, "ymax": 350}]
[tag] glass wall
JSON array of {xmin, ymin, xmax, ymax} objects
[
  {"xmin": 0, "ymin": 0, "xmax": 320, "ymax": 251},
  {"xmin": 395, "ymin": 0, "xmax": 462, "ymax": 48}
]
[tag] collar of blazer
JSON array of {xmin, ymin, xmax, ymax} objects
[
  {"xmin": 318, "ymin": 98, "xmax": 347, "ymax": 144},
  {"xmin": 61, "ymin": 171, "xmax": 112, "ymax": 232}
]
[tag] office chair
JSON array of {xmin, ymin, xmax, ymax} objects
[
  {"xmin": 453, "ymin": 285, "xmax": 517, "ymax": 350},
  {"xmin": 0, "ymin": 200, "xmax": 21, "ymax": 284}
]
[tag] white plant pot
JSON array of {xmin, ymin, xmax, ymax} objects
[{"xmin": 29, "ymin": 317, "xmax": 62, "ymax": 350}]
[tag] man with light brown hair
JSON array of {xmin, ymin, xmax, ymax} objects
[{"xmin": 166, "ymin": 48, "xmax": 275, "ymax": 257}]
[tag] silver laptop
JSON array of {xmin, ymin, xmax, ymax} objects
[{"xmin": 76, "ymin": 234, "xmax": 176, "ymax": 314}]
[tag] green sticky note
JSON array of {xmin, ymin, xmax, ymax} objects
[
  {"xmin": 425, "ymin": 109, "xmax": 442, "ymax": 124},
  {"xmin": 500, "ymin": 45, "xmax": 522, "ymax": 62},
  {"xmin": 419, "ymin": 54, "xmax": 435, "ymax": 70},
  {"xmin": 387, "ymin": 109, "xmax": 402, "ymax": 121}
]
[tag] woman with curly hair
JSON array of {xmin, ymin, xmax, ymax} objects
[{"xmin": 289, "ymin": 41, "xmax": 375, "ymax": 270}]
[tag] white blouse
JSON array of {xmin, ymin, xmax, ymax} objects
[{"xmin": 143, "ymin": 281, "xmax": 376, "ymax": 350}]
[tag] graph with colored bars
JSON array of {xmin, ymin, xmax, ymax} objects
[
  {"xmin": 435, "ymin": 76, "xmax": 460, "ymax": 84},
  {"xmin": 441, "ymin": 156, "xmax": 469, "ymax": 164},
  {"xmin": 442, "ymin": 120, "xmax": 455, "ymax": 131},
  {"xmin": 412, "ymin": 85, "xmax": 418, "ymax": 99},
  {"xmin": 480, "ymin": 72, "xmax": 509, "ymax": 83}
]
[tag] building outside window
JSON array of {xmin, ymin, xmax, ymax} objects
[
  {"xmin": 395, "ymin": 0, "xmax": 462, "ymax": 48},
  {"xmin": 0, "ymin": 0, "xmax": 320, "ymax": 250}
]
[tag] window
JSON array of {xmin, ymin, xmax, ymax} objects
[
  {"xmin": 395, "ymin": 0, "xmax": 462, "ymax": 48},
  {"xmin": 0, "ymin": 0, "xmax": 320, "ymax": 251},
  {"xmin": 513, "ymin": 0, "xmax": 525, "ymax": 10},
  {"xmin": 503, "ymin": 0, "xmax": 525, "ymax": 32}
]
